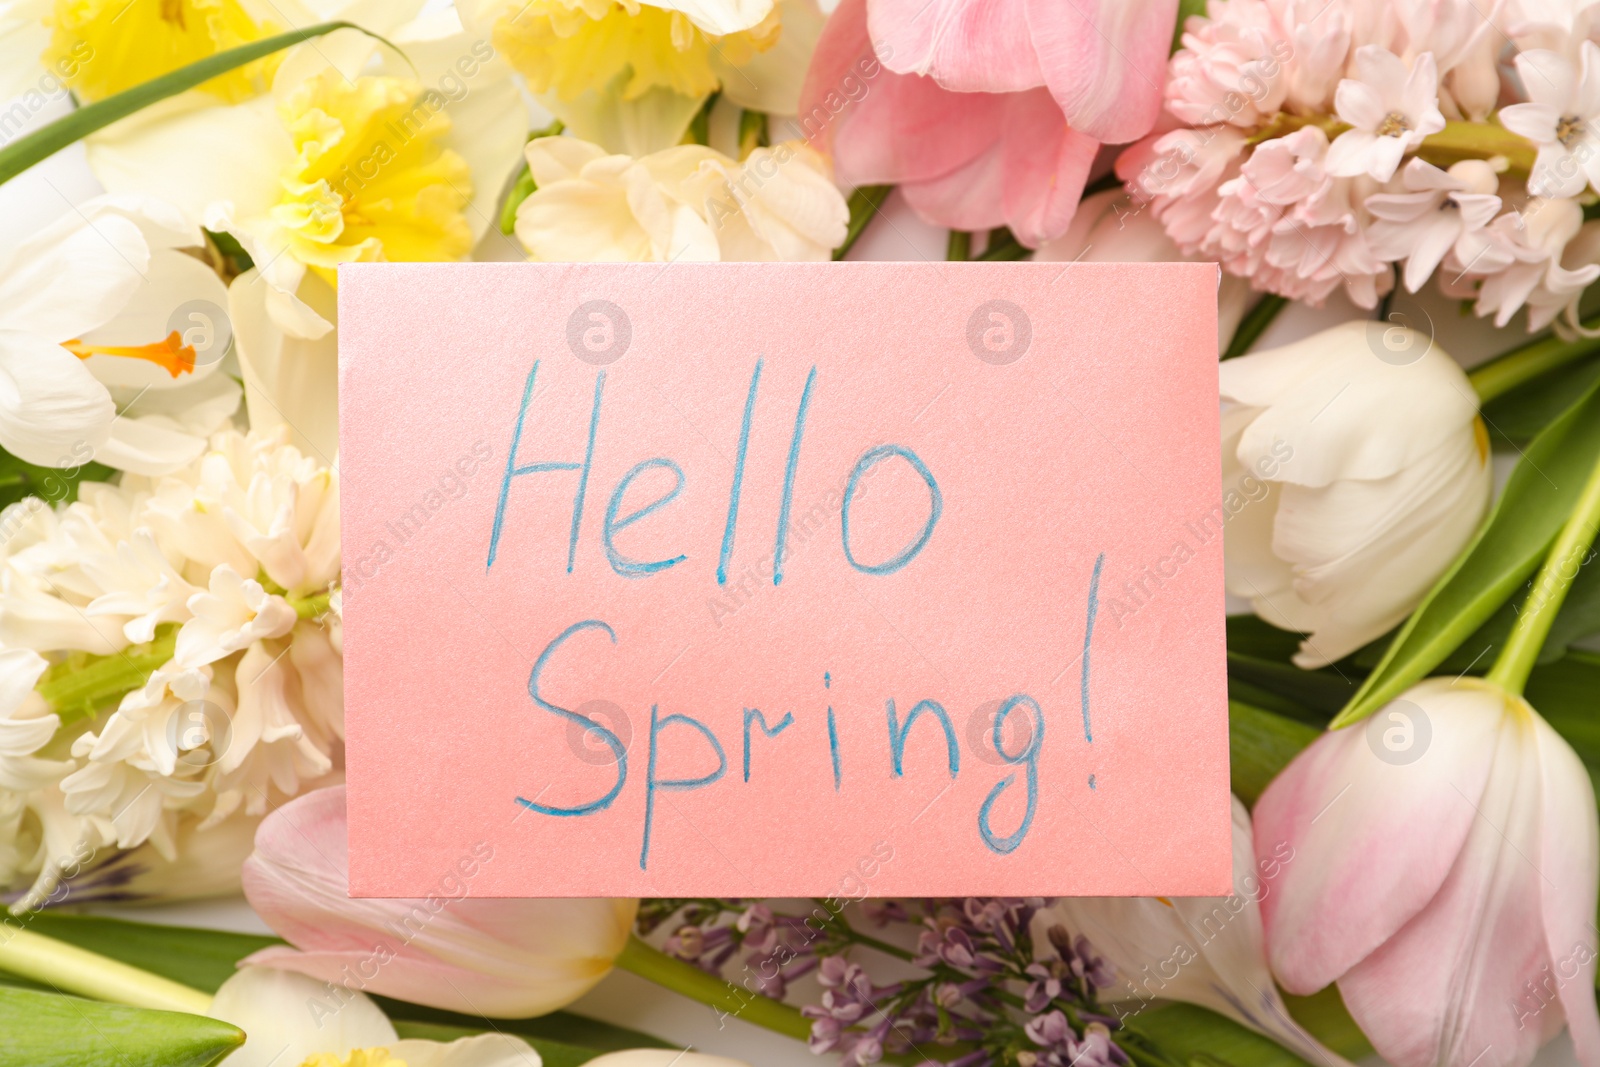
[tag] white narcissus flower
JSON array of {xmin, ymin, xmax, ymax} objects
[
  {"xmin": 1255, "ymin": 677, "xmax": 1600, "ymax": 1067},
  {"xmin": 209, "ymin": 966, "xmax": 542, "ymax": 1067},
  {"xmin": 1500, "ymin": 42, "xmax": 1600, "ymax": 199},
  {"xmin": 1325, "ymin": 46, "xmax": 1445, "ymax": 181},
  {"xmin": 1035, "ymin": 798, "xmax": 1352, "ymax": 1067},
  {"xmin": 1366, "ymin": 159, "xmax": 1506, "ymax": 292},
  {"xmin": 0, "ymin": 194, "xmax": 241, "ymax": 474},
  {"xmin": 515, "ymin": 136, "xmax": 848, "ymax": 262},
  {"xmin": 1221, "ymin": 321, "xmax": 1491, "ymax": 667}
]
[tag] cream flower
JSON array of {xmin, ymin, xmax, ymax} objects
[
  {"xmin": 174, "ymin": 566, "xmax": 298, "ymax": 669},
  {"xmin": 1221, "ymin": 322, "xmax": 1491, "ymax": 667},
  {"xmin": 0, "ymin": 195, "xmax": 241, "ymax": 474},
  {"xmin": 0, "ymin": 649, "xmax": 70, "ymax": 793},
  {"xmin": 210, "ymin": 966, "xmax": 542, "ymax": 1067},
  {"xmin": 1500, "ymin": 42, "xmax": 1600, "ymax": 200},
  {"xmin": 515, "ymin": 135, "xmax": 847, "ymax": 262}
]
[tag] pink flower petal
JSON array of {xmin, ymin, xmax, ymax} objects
[
  {"xmin": 900, "ymin": 146, "xmax": 1009, "ymax": 232},
  {"xmin": 1254, "ymin": 679, "xmax": 1502, "ymax": 995},
  {"xmin": 999, "ymin": 89, "xmax": 1097, "ymax": 246},
  {"xmin": 866, "ymin": 0, "xmax": 1044, "ymax": 93},
  {"xmin": 1024, "ymin": 0, "xmax": 1175, "ymax": 143}
]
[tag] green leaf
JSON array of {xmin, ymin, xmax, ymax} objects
[
  {"xmin": 1481, "ymin": 354, "xmax": 1600, "ymax": 444},
  {"xmin": 1126, "ymin": 1002, "xmax": 1314, "ymax": 1067},
  {"xmin": 1222, "ymin": 295, "xmax": 1287, "ymax": 360},
  {"xmin": 1280, "ymin": 987, "xmax": 1373, "ymax": 1061},
  {"xmin": 0, "ymin": 450, "xmax": 114, "ymax": 510},
  {"xmin": 1333, "ymin": 373, "xmax": 1600, "ymax": 727},
  {"xmin": 0, "ymin": 986, "xmax": 242, "ymax": 1067},
  {"xmin": 1227, "ymin": 653, "xmax": 1356, "ymax": 717},
  {"xmin": 0, "ymin": 21, "xmax": 375, "ymax": 187},
  {"xmin": 1173, "ymin": 0, "xmax": 1208, "ymax": 51},
  {"xmin": 834, "ymin": 185, "xmax": 893, "ymax": 261},
  {"xmin": 1229, "ymin": 700, "xmax": 1319, "ymax": 807},
  {"xmin": 18, "ymin": 915, "xmax": 278, "ymax": 995}
]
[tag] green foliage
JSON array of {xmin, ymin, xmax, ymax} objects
[{"xmin": 0, "ymin": 986, "xmax": 242, "ymax": 1067}]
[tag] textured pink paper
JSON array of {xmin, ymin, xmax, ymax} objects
[{"xmin": 338, "ymin": 261, "xmax": 1229, "ymax": 897}]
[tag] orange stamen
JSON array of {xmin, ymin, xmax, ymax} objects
[{"xmin": 63, "ymin": 331, "xmax": 197, "ymax": 379}]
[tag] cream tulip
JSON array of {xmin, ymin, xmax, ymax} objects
[
  {"xmin": 1220, "ymin": 321, "xmax": 1491, "ymax": 666},
  {"xmin": 242, "ymin": 786, "xmax": 639, "ymax": 1018},
  {"xmin": 1255, "ymin": 677, "xmax": 1600, "ymax": 1067}
]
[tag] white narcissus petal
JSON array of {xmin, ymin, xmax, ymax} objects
[
  {"xmin": 714, "ymin": 0, "xmax": 827, "ymax": 115},
  {"xmin": 540, "ymin": 77, "xmax": 709, "ymax": 157},
  {"xmin": 391, "ymin": 10, "xmax": 526, "ymax": 243},
  {"xmin": 525, "ymin": 137, "xmax": 613, "ymax": 187},
  {"xmin": 229, "ymin": 269, "xmax": 341, "ymax": 466},
  {"xmin": 0, "ymin": 330, "xmax": 116, "ymax": 467},
  {"xmin": 209, "ymin": 966, "xmax": 397, "ymax": 1067},
  {"xmin": 0, "ymin": 0, "xmax": 50, "ymax": 101},
  {"xmin": 84, "ymin": 93, "xmax": 291, "ymax": 230},
  {"xmin": 1255, "ymin": 678, "xmax": 1506, "ymax": 995},
  {"xmin": 650, "ymin": 0, "xmax": 775, "ymax": 36}
]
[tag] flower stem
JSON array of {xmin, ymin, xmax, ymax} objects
[
  {"xmin": 613, "ymin": 935, "xmax": 812, "ymax": 1041},
  {"xmin": 947, "ymin": 229, "xmax": 971, "ymax": 261},
  {"xmin": 1222, "ymin": 294, "xmax": 1286, "ymax": 360},
  {"xmin": 1485, "ymin": 449, "xmax": 1600, "ymax": 694},
  {"xmin": 1468, "ymin": 323, "xmax": 1600, "ymax": 403},
  {"xmin": 0, "ymin": 924, "xmax": 211, "ymax": 1014}
]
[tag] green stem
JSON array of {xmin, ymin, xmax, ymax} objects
[
  {"xmin": 947, "ymin": 230, "xmax": 971, "ymax": 261},
  {"xmin": 1486, "ymin": 450, "xmax": 1600, "ymax": 694},
  {"xmin": 0, "ymin": 22, "xmax": 380, "ymax": 187},
  {"xmin": 0, "ymin": 925, "xmax": 211, "ymax": 1014},
  {"xmin": 613, "ymin": 936, "xmax": 811, "ymax": 1041},
  {"xmin": 1469, "ymin": 320, "xmax": 1600, "ymax": 403},
  {"xmin": 1221, "ymin": 294, "xmax": 1286, "ymax": 360},
  {"xmin": 834, "ymin": 185, "xmax": 893, "ymax": 261}
]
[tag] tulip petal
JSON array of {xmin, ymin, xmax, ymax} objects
[
  {"xmin": 1335, "ymin": 693, "xmax": 1552, "ymax": 1067},
  {"xmin": 1255, "ymin": 678, "xmax": 1505, "ymax": 995},
  {"xmin": 999, "ymin": 89, "xmax": 1096, "ymax": 247},
  {"xmin": 833, "ymin": 64, "xmax": 1005, "ymax": 187},
  {"xmin": 1533, "ymin": 714, "xmax": 1600, "ymax": 1067},
  {"xmin": 1024, "ymin": 0, "xmax": 1176, "ymax": 143},
  {"xmin": 899, "ymin": 145, "xmax": 1008, "ymax": 233},
  {"xmin": 867, "ymin": 0, "xmax": 1044, "ymax": 93}
]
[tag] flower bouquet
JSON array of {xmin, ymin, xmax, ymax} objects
[{"xmin": 0, "ymin": 2, "xmax": 1598, "ymax": 1067}]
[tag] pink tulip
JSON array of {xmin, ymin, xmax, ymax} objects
[
  {"xmin": 240, "ymin": 786, "xmax": 638, "ymax": 1018},
  {"xmin": 1254, "ymin": 678, "xmax": 1600, "ymax": 1067},
  {"xmin": 796, "ymin": 0, "xmax": 1175, "ymax": 246}
]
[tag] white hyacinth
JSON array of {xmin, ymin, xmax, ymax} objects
[{"xmin": 0, "ymin": 428, "xmax": 341, "ymax": 908}]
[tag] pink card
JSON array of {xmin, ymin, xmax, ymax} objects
[{"xmin": 338, "ymin": 261, "xmax": 1230, "ymax": 897}]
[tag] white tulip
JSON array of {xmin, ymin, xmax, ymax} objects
[
  {"xmin": 1035, "ymin": 797, "xmax": 1352, "ymax": 1066},
  {"xmin": 1220, "ymin": 321, "xmax": 1491, "ymax": 667}
]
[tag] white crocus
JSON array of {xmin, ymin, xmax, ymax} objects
[
  {"xmin": 1036, "ymin": 797, "xmax": 1352, "ymax": 1067},
  {"xmin": 210, "ymin": 966, "xmax": 541, "ymax": 1067},
  {"xmin": 1500, "ymin": 42, "xmax": 1600, "ymax": 199},
  {"xmin": 0, "ymin": 195, "xmax": 240, "ymax": 473},
  {"xmin": 84, "ymin": 13, "xmax": 526, "ymax": 460},
  {"xmin": 1366, "ymin": 159, "xmax": 1505, "ymax": 292},
  {"xmin": 515, "ymin": 136, "xmax": 848, "ymax": 262},
  {"xmin": 1326, "ymin": 47, "xmax": 1446, "ymax": 181},
  {"xmin": 1221, "ymin": 321, "xmax": 1491, "ymax": 667}
]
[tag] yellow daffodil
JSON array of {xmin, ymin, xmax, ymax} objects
[
  {"xmin": 83, "ymin": 13, "xmax": 526, "ymax": 460},
  {"xmin": 462, "ymin": 0, "xmax": 824, "ymax": 153},
  {"xmin": 43, "ymin": 0, "xmax": 281, "ymax": 103}
]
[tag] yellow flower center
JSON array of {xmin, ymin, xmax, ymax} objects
[
  {"xmin": 271, "ymin": 71, "xmax": 475, "ymax": 286},
  {"xmin": 44, "ymin": 0, "xmax": 280, "ymax": 104},
  {"xmin": 493, "ymin": 0, "xmax": 780, "ymax": 102},
  {"xmin": 63, "ymin": 331, "xmax": 196, "ymax": 377},
  {"xmin": 300, "ymin": 1049, "xmax": 407, "ymax": 1067}
]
